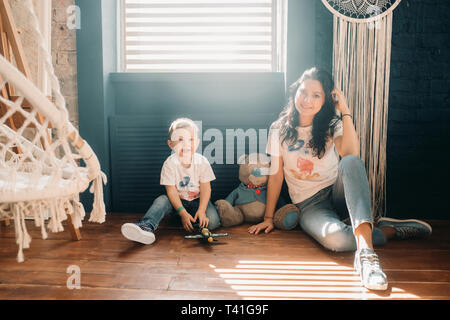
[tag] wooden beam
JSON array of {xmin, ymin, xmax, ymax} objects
[
  {"xmin": 0, "ymin": 0, "xmax": 31, "ymax": 79},
  {"xmin": 0, "ymin": 31, "xmax": 14, "ymax": 96},
  {"xmin": 67, "ymin": 214, "xmax": 81, "ymax": 241}
]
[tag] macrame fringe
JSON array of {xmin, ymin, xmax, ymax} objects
[
  {"xmin": 332, "ymin": 13, "xmax": 393, "ymax": 220},
  {"xmin": 6, "ymin": 180, "xmax": 107, "ymax": 262},
  {"xmin": 12, "ymin": 204, "xmax": 31, "ymax": 263},
  {"xmin": 36, "ymin": 202, "xmax": 48, "ymax": 240},
  {"xmin": 72, "ymin": 199, "xmax": 86, "ymax": 229},
  {"xmin": 89, "ymin": 172, "xmax": 107, "ymax": 223}
]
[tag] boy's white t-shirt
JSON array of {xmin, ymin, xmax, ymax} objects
[
  {"xmin": 160, "ymin": 153, "xmax": 216, "ymax": 201},
  {"xmin": 266, "ymin": 120, "xmax": 343, "ymax": 204}
]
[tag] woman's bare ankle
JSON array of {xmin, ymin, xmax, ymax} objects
[{"xmin": 355, "ymin": 222, "xmax": 374, "ymax": 251}]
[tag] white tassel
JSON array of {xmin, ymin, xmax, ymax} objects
[
  {"xmin": 59, "ymin": 199, "xmax": 68, "ymax": 222},
  {"xmin": 64, "ymin": 199, "xmax": 74, "ymax": 218},
  {"xmin": 89, "ymin": 172, "xmax": 107, "ymax": 223},
  {"xmin": 72, "ymin": 200, "xmax": 85, "ymax": 229},
  {"xmin": 38, "ymin": 202, "xmax": 48, "ymax": 240},
  {"xmin": 56, "ymin": 199, "xmax": 65, "ymax": 232},
  {"xmin": 74, "ymin": 199, "xmax": 86, "ymax": 221},
  {"xmin": 47, "ymin": 199, "xmax": 61, "ymax": 233},
  {"xmin": 19, "ymin": 211, "xmax": 31, "ymax": 250},
  {"xmin": 12, "ymin": 204, "xmax": 31, "ymax": 263},
  {"xmin": 12, "ymin": 206, "xmax": 24, "ymax": 263},
  {"xmin": 33, "ymin": 202, "xmax": 41, "ymax": 227}
]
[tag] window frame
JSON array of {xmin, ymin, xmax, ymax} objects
[{"xmin": 117, "ymin": 0, "xmax": 286, "ymax": 73}]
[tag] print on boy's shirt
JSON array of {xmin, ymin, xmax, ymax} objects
[
  {"xmin": 187, "ymin": 191, "xmax": 200, "ymax": 200},
  {"xmin": 178, "ymin": 176, "xmax": 199, "ymax": 200},
  {"xmin": 290, "ymin": 157, "xmax": 320, "ymax": 180},
  {"xmin": 179, "ymin": 176, "xmax": 191, "ymax": 188}
]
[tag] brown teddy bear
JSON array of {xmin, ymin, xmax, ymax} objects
[{"xmin": 215, "ymin": 153, "xmax": 300, "ymax": 229}]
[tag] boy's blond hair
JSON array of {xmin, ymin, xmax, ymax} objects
[{"xmin": 168, "ymin": 118, "xmax": 199, "ymax": 141}]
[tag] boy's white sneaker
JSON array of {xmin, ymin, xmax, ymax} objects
[{"xmin": 121, "ymin": 221, "xmax": 156, "ymax": 245}]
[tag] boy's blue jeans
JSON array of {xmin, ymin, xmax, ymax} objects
[
  {"xmin": 295, "ymin": 155, "xmax": 387, "ymax": 252},
  {"xmin": 140, "ymin": 195, "xmax": 221, "ymax": 231}
]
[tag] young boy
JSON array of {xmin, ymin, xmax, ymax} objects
[{"xmin": 121, "ymin": 118, "xmax": 221, "ymax": 244}]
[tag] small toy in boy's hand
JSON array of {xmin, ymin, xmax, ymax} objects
[{"xmin": 184, "ymin": 225, "xmax": 228, "ymax": 243}]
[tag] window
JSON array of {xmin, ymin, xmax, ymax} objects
[{"xmin": 119, "ymin": 0, "xmax": 286, "ymax": 72}]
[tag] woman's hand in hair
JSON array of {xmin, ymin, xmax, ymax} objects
[{"xmin": 331, "ymin": 88, "xmax": 350, "ymax": 114}]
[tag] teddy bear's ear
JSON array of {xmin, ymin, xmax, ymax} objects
[
  {"xmin": 258, "ymin": 153, "xmax": 271, "ymax": 165},
  {"xmin": 237, "ymin": 154, "xmax": 249, "ymax": 165},
  {"xmin": 246, "ymin": 153, "xmax": 271, "ymax": 166},
  {"xmin": 247, "ymin": 153, "xmax": 261, "ymax": 165}
]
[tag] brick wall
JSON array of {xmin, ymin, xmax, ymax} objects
[
  {"xmin": 9, "ymin": 0, "xmax": 39, "ymax": 85},
  {"xmin": 315, "ymin": 0, "xmax": 450, "ymax": 219},
  {"xmin": 51, "ymin": 0, "xmax": 78, "ymax": 128},
  {"xmin": 9, "ymin": 0, "xmax": 78, "ymax": 128}
]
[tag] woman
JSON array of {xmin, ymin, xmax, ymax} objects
[{"xmin": 248, "ymin": 67, "xmax": 432, "ymax": 290}]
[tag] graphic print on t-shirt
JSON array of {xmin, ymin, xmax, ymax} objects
[
  {"xmin": 287, "ymin": 139, "xmax": 311, "ymax": 155},
  {"xmin": 179, "ymin": 176, "xmax": 190, "ymax": 188},
  {"xmin": 288, "ymin": 139, "xmax": 305, "ymax": 152},
  {"xmin": 178, "ymin": 176, "xmax": 200, "ymax": 200},
  {"xmin": 286, "ymin": 140, "xmax": 319, "ymax": 181},
  {"xmin": 289, "ymin": 156, "xmax": 321, "ymax": 180}
]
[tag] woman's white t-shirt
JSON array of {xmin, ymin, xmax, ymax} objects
[
  {"xmin": 160, "ymin": 153, "xmax": 216, "ymax": 201},
  {"xmin": 266, "ymin": 120, "xmax": 343, "ymax": 204}
]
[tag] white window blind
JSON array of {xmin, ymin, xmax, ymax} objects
[{"xmin": 120, "ymin": 0, "xmax": 284, "ymax": 72}]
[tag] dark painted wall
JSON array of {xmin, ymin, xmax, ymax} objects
[
  {"xmin": 388, "ymin": 0, "xmax": 450, "ymax": 219},
  {"xmin": 285, "ymin": 0, "xmax": 316, "ymax": 87}
]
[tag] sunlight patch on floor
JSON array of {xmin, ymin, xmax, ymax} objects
[
  {"xmin": 214, "ymin": 268, "xmax": 357, "ymax": 275},
  {"xmin": 237, "ymin": 290, "xmax": 419, "ymax": 299},
  {"xmin": 211, "ymin": 260, "xmax": 420, "ymax": 300}
]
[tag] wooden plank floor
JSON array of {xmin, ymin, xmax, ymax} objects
[{"xmin": 0, "ymin": 214, "xmax": 449, "ymax": 300}]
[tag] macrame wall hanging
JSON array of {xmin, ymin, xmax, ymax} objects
[{"xmin": 321, "ymin": 0, "xmax": 403, "ymax": 219}]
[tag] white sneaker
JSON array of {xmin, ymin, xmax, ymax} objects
[
  {"xmin": 354, "ymin": 248, "xmax": 388, "ymax": 291},
  {"xmin": 121, "ymin": 222, "xmax": 155, "ymax": 245}
]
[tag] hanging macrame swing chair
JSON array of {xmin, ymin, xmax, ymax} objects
[
  {"xmin": 0, "ymin": 0, "xmax": 107, "ymax": 262},
  {"xmin": 320, "ymin": 0, "xmax": 402, "ymax": 220}
]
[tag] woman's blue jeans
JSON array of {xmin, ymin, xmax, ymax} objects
[
  {"xmin": 140, "ymin": 195, "xmax": 221, "ymax": 231},
  {"xmin": 295, "ymin": 155, "xmax": 387, "ymax": 252}
]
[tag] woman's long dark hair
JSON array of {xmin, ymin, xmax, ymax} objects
[{"xmin": 273, "ymin": 67, "xmax": 340, "ymax": 159}]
